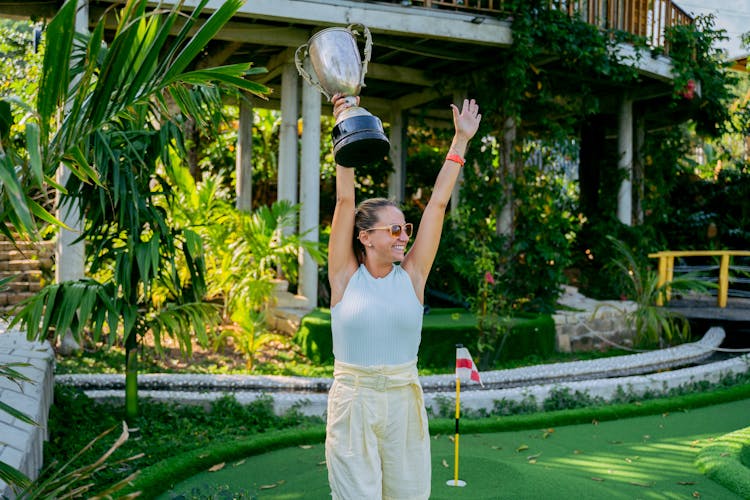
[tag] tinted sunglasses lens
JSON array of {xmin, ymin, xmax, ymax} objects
[{"xmin": 389, "ymin": 224, "xmax": 413, "ymax": 237}]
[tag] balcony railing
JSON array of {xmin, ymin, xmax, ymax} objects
[{"xmin": 381, "ymin": 0, "xmax": 693, "ymax": 50}]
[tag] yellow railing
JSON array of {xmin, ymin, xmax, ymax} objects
[
  {"xmin": 392, "ymin": 0, "xmax": 693, "ymax": 50},
  {"xmin": 648, "ymin": 250, "xmax": 750, "ymax": 308}
]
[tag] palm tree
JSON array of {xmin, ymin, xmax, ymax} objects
[{"xmin": 8, "ymin": 0, "xmax": 269, "ymax": 423}]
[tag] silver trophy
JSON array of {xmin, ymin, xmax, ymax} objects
[{"xmin": 295, "ymin": 24, "xmax": 390, "ymax": 167}]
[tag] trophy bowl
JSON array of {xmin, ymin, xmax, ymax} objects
[{"xmin": 296, "ymin": 24, "xmax": 390, "ymax": 167}]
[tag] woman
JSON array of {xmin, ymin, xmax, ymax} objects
[{"xmin": 326, "ymin": 94, "xmax": 481, "ymax": 499}]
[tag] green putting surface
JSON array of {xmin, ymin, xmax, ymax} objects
[{"xmin": 160, "ymin": 398, "xmax": 750, "ymax": 499}]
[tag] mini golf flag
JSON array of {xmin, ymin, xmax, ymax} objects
[
  {"xmin": 455, "ymin": 346, "xmax": 483, "ymax": 387},
  {"xmin": 447, "ymin": 345, "xmax": 483, "ymax": 488}
]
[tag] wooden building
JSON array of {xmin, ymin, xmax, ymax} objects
[{"xmin": 0, "ymin": 0, "xmax": 696, "ymax": 306}]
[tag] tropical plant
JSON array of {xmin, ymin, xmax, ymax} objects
[
  {"xmin": 7, "ymin": 0, "xmax": 269, "ymax": 425},
  {"xmin": 597, "ymin": 236, "xmax": 713, "ymax": 347},
  {"xmin": 164, "ymin": 162, "xmax": 324, "ymax": 368},
  {"xmin": 0, "ymin": 18, "xmax": 53, "ymax": 492},
  {"xmin": 11, "ymin": 423, "xmax": 140, "ymax": 499}
]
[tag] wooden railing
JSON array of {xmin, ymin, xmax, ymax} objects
[
  {"xmin": 648, "ymin": 250, "xmax": 750, "ymax": 308},
  {"xmin": 388, "ymin": 0, "xmax": 692, "ymax": 50}
]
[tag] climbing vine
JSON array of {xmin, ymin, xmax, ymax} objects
[{"xmin": 428, "ymin": 2, "xmax": 741, "ymax": 317}]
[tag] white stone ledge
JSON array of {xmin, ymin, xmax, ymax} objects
[
  {"xmin": 77, "ymin": 349, "xmax": 750, "ymax": 420},
  {"xmin": 0, "ymin": 326, "xmax": 54, "ymax": 500},
  {"xmin": 58, "ymin": 327, "xmax": 726, "ymax": 397},
  {"xmin": 438, "ymin": 353, "xmax": 750, "ymax": 415}
]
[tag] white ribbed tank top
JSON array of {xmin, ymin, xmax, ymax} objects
[{"xmin": 331, "ymin": 263, "xmax": 423, "ymax": 366}]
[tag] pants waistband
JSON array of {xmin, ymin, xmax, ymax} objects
[{"xmin": 333, "ymin": 359, "xmax": 419, "ymax": 392}]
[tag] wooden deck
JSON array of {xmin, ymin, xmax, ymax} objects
[
  {"xmin": 389, "ymin": 0, "xmax": 693, "ymax": 51},
  {"xmin": 666, "ymin": 296, "xmax": 750, "ymax": 322}
]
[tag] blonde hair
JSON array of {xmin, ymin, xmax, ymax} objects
[{"xmin": 353, "ymin": 198, "xmax": 398, "ymax": 263}]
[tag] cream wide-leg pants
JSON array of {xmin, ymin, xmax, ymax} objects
[{"xmin": 325, "ymin": 359, "xmax": 430, "ymax": 500}]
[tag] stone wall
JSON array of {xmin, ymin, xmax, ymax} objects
[{"xmin": 554, "ymin": 286, "xmax": 637, "ymax": 352}]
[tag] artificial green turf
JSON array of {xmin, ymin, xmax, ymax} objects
[
  {"xmin": 155, "ymin": 398, "xmax": 750, "ymax": 499},
  {"xmin": 696, "ymin": 426, "xmax": 750, "ymax": 498}
]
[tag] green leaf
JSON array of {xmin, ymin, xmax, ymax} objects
[
  {"xmin": 0, "ymin": 160, "xmax": 35, "ymax": 232},
  {"xmin": 28, "ymin": 199, "xmax": 67, "ymax": 230},
  {"xmin": 177, "ymin": 70, "xmax": 270, "ymax": 97},
  {"xmin": 163, "ymin": 0, "xmax": 243, "ymax": 81},
  {"xmin": 38, "ymin": 285, "xmax": 60, "ymax": 340},
  {"xmin": 0, "ymin": 99, "xmax": 11, "ymax": 140},
  {"xmin": 122, "ymin": 304, "xmax": 138, "ymax": 342},
  {"xmin": 75, "ymin": 285, "xmax": 98, "ymax": 337},
  {"xmin": 0, "ymin": 399, "xmax": 37, "ymax": 427},
  {"xmin": 64, "ymin": 145, "xmax": 102, "ymax": 186},
  {"xmin": 37, "ymin": 0, "xmax": 76, "ymax": 134},
  {"xmin": 0, "ymin": 460, "xmax": 31, "ymax": 491},
  {"xmin": 24, "ymin": 122, "xmax": 44, "ymax": 186}
]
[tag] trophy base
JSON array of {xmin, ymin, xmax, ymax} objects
[{"xmin": 332, "ymin": 115, "xmax": 390, "ymax": 167}]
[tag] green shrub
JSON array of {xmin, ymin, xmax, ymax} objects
[
  {"xmin": 293, "ymin": 308, "xmax": 335, "ymax": 365},
  {"xmin": 543, "ymin": 386, "xmax": 605, "ymax": 412},
  {"xmin": 293, "ymin": 307, "xmax": 555, "ymax": 369}
]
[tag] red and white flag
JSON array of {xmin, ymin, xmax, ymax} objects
[{"xmin": 455, "ymin": 347, "xmax": 483, "ymax": 386}]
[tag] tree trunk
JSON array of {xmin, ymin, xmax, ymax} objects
[
  {"xmin": 185, "ymin": 117, "xmax": 201, "ymax": 182},
  {"xmin": 496, "ymin": 116, "xmax": 517, "ymax": 240},
  {"xmin": 125, "ymin": 332, "xmax": 138, "ymax": 425}
]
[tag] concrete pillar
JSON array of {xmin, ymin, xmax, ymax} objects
[
  {"xmin": 617, "ymin": 96, "xmax": 633, "ymax": 226},
  {"xmin": 298, "ymin": 60, "xmax": 321, "ymax": 306},
  {"xmin": 55, "ymin": 0, "xmax": 88, "ymax": 354},
  {"xmin": 633, "ymin": 111, "xmax": 646, "ymax": 225},
  {"xmin": 388, "ymin": 107, "xmax": 405, "ymax": 203},
  {"xmin": 56, "ymin": 0, "xmax": 88, "ymax": 283},
  {"xmin": 278, "ymin": 63, "xmax": 299, "ymax": 206},
  {"xmin": 235, "ymin": 94, "xmax": 253, "ymax": 212}
]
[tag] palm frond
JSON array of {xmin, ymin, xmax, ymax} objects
[
  {"xmin": 16, "ymin": 422, "xmax": 142, "ymax": 499},
  {"xmin": 0, "ymin": 460, "xmax": 31, "ymax": 493},
  {"xmin": 38, "ymin": 0, "xmax": 269, "ymax": 177}
]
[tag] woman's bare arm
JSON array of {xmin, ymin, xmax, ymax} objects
[
  {"xmin": 402, "ymin": 98, "xmax": 481, "ymax": 297},
  {"xmin": 327, "ymin": 95, "xmax": 360, "ymax": 306}
]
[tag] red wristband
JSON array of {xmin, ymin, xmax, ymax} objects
[{"xmin": 446, "ymin": 153, "xmax": 465, "ymax": 166}]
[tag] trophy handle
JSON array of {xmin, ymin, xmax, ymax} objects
[
  {"xmin": 294, "ymin": 43, "xmax": 332, "ymax": 100},
  {"xmin": 347, "ymin": 23, "xmax": 372, "ymax": 89}
]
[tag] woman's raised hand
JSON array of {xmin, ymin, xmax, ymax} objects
[
  {"xmin": 450, "ymin": 98, "xmax": 482, "ymax": 142},
  {"xmin": 332, "ymin": 93, "xmax": 360, "ymax": 120}
]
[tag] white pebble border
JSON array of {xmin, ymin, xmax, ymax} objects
[{"xmin": 56, "ymin": 326, "xmax": 743, "ymax": 418}]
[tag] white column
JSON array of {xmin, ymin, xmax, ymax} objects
[
  {"xmin": 235, "ymin": 94, "xmax": 253, "ymax": 212},
  {"xmin": 55, "ymin": 0, "xmax": 88, "ymax": 354},
  {"xmin": 278, "ymin": 63, "xmax": 299, "ymax": 206},
  {"xmin": 388, "ymin": 107, "xmax": 405, "ymax": 203},
  {"xmin": 56, "ymin": 0, "xmax": 87, "ymax": 284},
  {"xmin": 298, "ymin": 60, "xmax": 321, "ymax": 306},
  {"xmin": 617, "ymin": 96, "xmax": 633, "ymax": 226}
]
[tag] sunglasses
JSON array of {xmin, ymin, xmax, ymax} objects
[{"xmin": 365, "ymin": 223, "xmax": 413, "ymax": 238}]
